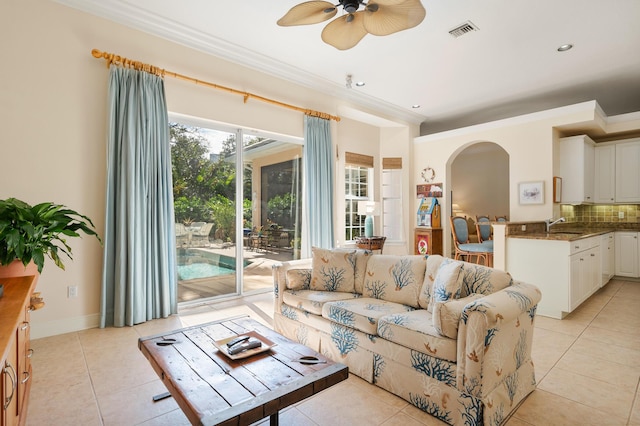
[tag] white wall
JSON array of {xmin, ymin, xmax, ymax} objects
[{"xmin": 0, "ymin": 0, "xmax": 417, "ymax": 337}]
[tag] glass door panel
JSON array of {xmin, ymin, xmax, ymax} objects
[
  {"xmin": 241, "ymin": 134, "xmax": 302, "ymax": 294},
  {"xmin": 170, "ymin": 118, "xmax": 304, "ymax": 304},
  {"xmin": 171, "ymin": 123, "xmax": 238, "ymax": 303}
]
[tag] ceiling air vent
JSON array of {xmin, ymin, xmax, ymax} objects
[{"xmin": 449, "ymin": 21, "xmax": 479, "ymax": 38}]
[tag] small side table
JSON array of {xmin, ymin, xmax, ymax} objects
[
  {"xmin": 355, "ymin": 236, "xmax": 386, "ymax": 253},
  {"xmin": 414, "ymin": 228, "xmax": 443, "ymax": 255}
]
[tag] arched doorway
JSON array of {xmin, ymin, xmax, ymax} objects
[{"xmin": 448, "ymin": 142, "xmax": 509, "ymax": 251}]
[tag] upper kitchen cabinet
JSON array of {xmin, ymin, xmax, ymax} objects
[
  {"xmin": 559, "ymin": 135, "xmax": 595, "ymax": 204},
  {"xmin": 615, "ymin": 140, "xmax": 640, "ymax": 203},
  {"xmin": 594, "ymin": 145, "xmax": 616, "ymax": 203}
]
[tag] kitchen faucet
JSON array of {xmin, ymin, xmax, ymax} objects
[{"xmin": 545, "ymin": 217, "xmax": 566, "ymax": 232}]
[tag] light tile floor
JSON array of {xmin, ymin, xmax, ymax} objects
[{"xmin": 27, "ymin": 279, "xmax": 640, "ymax": 426}]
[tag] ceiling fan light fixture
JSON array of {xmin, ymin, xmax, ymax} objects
[{"xmin": 279, "ymin": 0, "xmax": 426, "ymax": 49}]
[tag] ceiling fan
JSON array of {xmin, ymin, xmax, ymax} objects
[{"xmin": 277, "ymin": 0, "xmax": 426, "ymax": 50}]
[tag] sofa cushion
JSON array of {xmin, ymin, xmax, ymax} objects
[
  {"xmin": 286, "ymin": 269, "xmax": 312, "ymax": 290},
  {"xmin": 282, "ymin": 289, "xmax": 361, "ymax": 315},
  {"xmin": 362, "ymin": 255, "xmax": 426, "ymax": 308},
  {"xmin": 334, "ymin": 248, "xmax": 372, "ymax": 294},
  {"xmin": 310, "ymin": 247, "xmax": 356, "ymax": 292},
  {"xmin": 428, "ymin": 258, "xmax": 465, "ymax": 312},
  {"xmin": 377, "ymin": 310, "xmax": 458, "ymax": 363},
  {"xmin": 322, "ymin": 298, "xmax": 414, "ymax": 335},
  {"xmin": 418, "ymin": 255, "xmax": 445, "ymax": 310},
  {"xmin": 432, "ymin": 293, "xmax": 484, "ymax": 339},
  {"xmin": 459, "ymin": 262, "xmax": 513, "ymax": 297}
]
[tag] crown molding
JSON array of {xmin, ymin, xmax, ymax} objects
[{"xmin": 55, "ymin": 0, "xmax": 425, "ymax": 126}]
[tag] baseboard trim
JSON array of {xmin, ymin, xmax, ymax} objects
[{"xmin": 31, "ymin": 314, "xmax": 101, "ymax": 339}]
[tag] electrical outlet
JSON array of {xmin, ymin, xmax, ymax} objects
[
  {"xmin": 619, "ymin": 211, "xmax": 625, "ymax": 219},
  {"xmin": 521, "ymin": 225, "xmax": 527, "ymax": 231},
  {"xmin": 68, "ymin": 285, "xmax": 78, "ymax": 298}
]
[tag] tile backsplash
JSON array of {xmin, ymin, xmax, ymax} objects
[{"xmin": 560, "ymin": 204, "xmax": 640, "ymax": 224}]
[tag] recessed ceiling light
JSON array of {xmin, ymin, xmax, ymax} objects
[
  {"xmin": 355, "ymin": 81, "xmax": 365, "ymax": 87},
  {"xmin": 557, "ymin": 44, "xmax": 573, "ymax": 52},
  {"xmin": 412, "ymin": 105, "xmax": 421, "ymax": 109}
]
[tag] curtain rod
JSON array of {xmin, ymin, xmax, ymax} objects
[{"xmin": 91, "ymin": 49, "xmax": 340, "ymax": 122}]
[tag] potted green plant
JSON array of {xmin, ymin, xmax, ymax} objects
[{"xmin": 0, "ymin": 197, "xmax": 102, "ymax": 275}]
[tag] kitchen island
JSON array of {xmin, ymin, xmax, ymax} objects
[{"xmin": 493, "ymin": 221, "xmax": 617, "ymax": 319}]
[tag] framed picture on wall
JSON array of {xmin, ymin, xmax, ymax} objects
[
  {"xmin": 518, "ymin": 181, "xmax": 544, "ymax": 205},
  {"xmin": 553, "ymin": 177, "xmax": 562, "ymax": 203}
]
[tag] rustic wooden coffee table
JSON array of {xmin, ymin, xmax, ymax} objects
[{"xmin": 138, "ymin": 316, "xmax": 348, "ymax": 426}]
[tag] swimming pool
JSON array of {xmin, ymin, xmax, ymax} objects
[
  {"xmin": 177, "ymin": 262, "xmax": 235, "ymax": 280},
  {"xmin": 177, "ymin": 249, "xmax": 242, "ymax": 281}
]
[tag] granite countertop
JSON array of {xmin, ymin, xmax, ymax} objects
[
  {"xmin": 504, "ymin": 222, "xmax": 640, "ymax": 241},
  {"xmin": 507, "ymin": 228, "xmax": 612, "ymax": 241}
]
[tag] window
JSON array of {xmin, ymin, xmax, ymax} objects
[
  {"xmin": 382, "ymin": 157, "xmax": 403, "ymax": 241},
  {"xmin": 344, "ymin": 152, "xmax": 374, "ymax": 241}
]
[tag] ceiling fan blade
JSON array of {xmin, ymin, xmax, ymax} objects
[
  {"xmin": 277, "ymin": 1, "xmax": 337, "ymax": 26},
  {"xmin": 363, "ymin": 0, "xmax": 426, "ymax": 36},
  {"xmin": 321, "ymin": 12, "xmax": 368, "ymax": 50}
]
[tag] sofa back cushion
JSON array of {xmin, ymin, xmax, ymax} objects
[
  {"xmin": 286, "ymin": 268, "xmax": 312, "ymax": 290},
  {"xmin": 363, "ymin": 255, "xmax": 426, "ymax": 308},
  {"xmin": 458, "ymin": 262, "xmax": 513, "ymax": 297},
  {"xmin": 310, "ymin": 247, "xmax": 356, "ymax": 292},
  {"xmin": 333, "ymin": 248, "xmax": 372, "ymax": 294},
  {"xmin": 427, "ymin": 258, "xmax": 465, "ymax": 312},
  {"xmin": 418, "ymin": 255, "xmax": 445, "ymax": 309}
]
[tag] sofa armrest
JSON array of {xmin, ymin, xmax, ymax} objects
[
  {"xmin": 456, "ymin": 281, "xmax": 541, "ymax": 399},
  {"xmin": 272, "ymin": 258, "xmax": 313, "ymax": 314}
]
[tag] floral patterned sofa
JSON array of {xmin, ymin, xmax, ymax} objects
[{"xmin": 273, "ymin": 248, "xmax": 541, "ymax": 425}]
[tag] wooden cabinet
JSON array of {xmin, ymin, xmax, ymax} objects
[
  {"xmin": 594, "ymin": 145, "xmax": 616, "ymax": 203},
  {"xmin": 615, "ymin": 232, "xmax": 639, "ymax": 277},
  {"xmin": 414, "ymin": 228, "xmax": 442, "ymax": 255},
  {"xmin": 2, "ymin": 332, "xmax": 18, "ymax": 426},
  {"xmin": 600, "ymin": 232, "xmax": 615, "ymax": 286},
  {"xmin": 559, "ymin": 135, "xmax": 595, "ymax": 204},
  {"xmin": 0, "ymin": 275, "xmax": 38, "ymax": 426},
  {"xmin": 615, "ymin": 140, "xmax": 640, "ymax": 203}
]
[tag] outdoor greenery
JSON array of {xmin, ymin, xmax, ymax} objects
[
  {"xmin": 170, "ymin": 124, "xmax": 256, "ymax": 239},
  {"xmin": 170, "ymin": 123, "xmax": 301, "ymax": 244}
]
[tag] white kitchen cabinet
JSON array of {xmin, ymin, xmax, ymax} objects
[
  {"xmin": 615, "ymin": 232, "xmax": 639, "ymax": 277},
  {"xmin": 594, "ymin": 145, "xmax": 616, "ymax": 203},
  {"xmin": 600, "ymin": 232, "xmax": 615, "ymax": 286},
  {"xmin": 569, "ymin": 243, "xmax": 600, "ymax": 311},
  {"xmin": 615, "ymin": 141, "xmax": 640, "ymax": 203},
  {"xmin": 559, "ymin": 135, "xmax": 595, "ymax": 204},
  {"xmin": 506, "ymin": 236, "xmax": 600, "ymax": 319}
]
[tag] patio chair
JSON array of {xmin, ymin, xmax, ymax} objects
[
  {"xmin": 450, "ymin": 216, "xmax": 493, "ymax": 266},
  {"xmin": 175, "ymin": 223, "xmax": 190, "ymax": 247},
  {"xmin": 191, "ymin": 222, "xmax": 213, "ymax": 246}
]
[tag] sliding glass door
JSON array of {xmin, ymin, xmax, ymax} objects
[{"xmin": 170, "ymin": 117, "xmax": 302, "ymax": 304}]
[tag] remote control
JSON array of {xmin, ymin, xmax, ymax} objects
[
  {"xmin": 226, "ymin": 335, "xmax": 250, "ymax": 348},
  {"xmin": 227, "ymin": 339, "xmax": 262, "ymax": 355}
]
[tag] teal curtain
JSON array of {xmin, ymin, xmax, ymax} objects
[
  {"xmin": 100, "ymin": 66, "xmax": 177, "ymax": 327},
  {"xmin": 303, "ymin": 115, "xmax": 334, "ymax": 255}
]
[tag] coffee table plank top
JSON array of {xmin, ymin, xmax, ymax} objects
[{"xmin": 139, "ymin": 316, "xmax": 348, "ymax": 426}]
